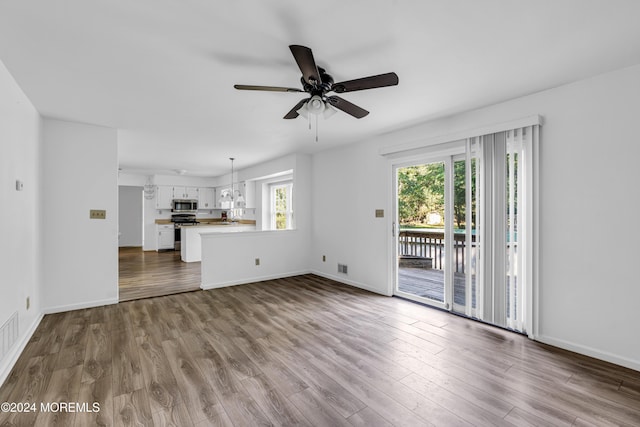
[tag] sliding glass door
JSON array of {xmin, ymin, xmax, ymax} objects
[{"xmin": 392, "ymin": 124, "xmax": 537, "ymax": 334}]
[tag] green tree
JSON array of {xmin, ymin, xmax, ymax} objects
[
  {"xmin": 275, "ymin": 187, "xmax": 287, "ymax": 229},
  {"xmin": 399, "ymin": 160, "xmax": 476, "ymax": 229},
  {"xmin": 453, "ymin": 159, "xmax": 476, "ymax": 230},
  {"xmin": 398, "ymin": 163, "xmax": 445, "ymax": 226}
]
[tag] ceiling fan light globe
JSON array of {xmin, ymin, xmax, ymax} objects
[
  {"xmin": 323, "ymin": 103, "xmax": 337, "ymax": 119},
  {"xmin": 308, "ymin": 95, "xmax": 325, "ymax": 115}
]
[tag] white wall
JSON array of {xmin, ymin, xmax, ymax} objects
[
  {"xmin": 311, "ymin": 64, "xmax": 640, "ymax": 371},
  {"xmin": 311, "ymin": 143, "xmax": 391, "ymax": 294},
  {"xmin": 118, "ymin": 186, "xmax": 143, "ymax": 247},
  {"xmin": 200, "ymin": 153, "xmax": 312, "ymax": 288},
  {"xmin": 0, "ymin": 60, "xmax": 43, "ymax": 384},
  {"xmin": 42, "ymin": 119, "xmax": 119, "ymax": 312},
  {"xmin": 201, "ymin": 230, "xmax": 308, "ymax": 288}
]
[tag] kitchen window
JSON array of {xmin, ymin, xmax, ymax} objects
[{"xmin": 269, "ymin": 181, "xmax": 293, "ymax": 230}]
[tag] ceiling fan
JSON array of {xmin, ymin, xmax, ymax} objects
[{"xmin": 234, "ymin": 45, "xmax": 399, "ymax": 120}]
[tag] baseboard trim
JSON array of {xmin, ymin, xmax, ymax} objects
[
  {"xmin": 199, "ymin": 270, "xmax": 389, "ymax": 297},
  {"xmin": 42, "ymin": 297, "xmax": 119, "ymax": 314},
  {"xmin": 537, "ymin": 334, "xmax": 640, "ymax": 372},
  {"xmin": 200, "ymin": 270, "xmax": 312, "ymax": 290},
  {"xmin": 310, "ymin": 270, "xmax": 390, "ymax": 296},
  {"xmin": 0, "ymin": 312, "xmax": 44, "ymax": 388}
]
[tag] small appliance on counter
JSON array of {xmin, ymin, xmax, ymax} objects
[
  {"xmin": 221, "ymin": 211, "xmax": 228, "ymax": 222},
  {"xmin": 171, "ymin": 213, "xmax": 199, "ymax": 251}
]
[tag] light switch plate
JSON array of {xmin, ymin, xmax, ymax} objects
[
  {"xmin": 90, "ymin": 209, "xmax": 106, "ymax": 219},
  {"xmin": 16, "ymin": 180, "xmax": 24, "ymax": 191}
]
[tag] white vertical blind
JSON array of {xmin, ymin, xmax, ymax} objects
[
  {"xmin": 506, "ymin": 129, "xmax": 519, "ymax": 330},
  {"xmin": 464, "ymin": 139, "xmax": 474, "ymax": 317},
  {"xmin": 471, "ymin": 135, "xmax": 485, "ymax": 322},
  {"xmin": 471, "ymin": 125, "xmax": 537, "ymax": 333}
]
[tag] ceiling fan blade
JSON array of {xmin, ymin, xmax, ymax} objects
[
  {"xmin": 234, "ymin": 84, "xmax": 302, "ymax": 93},
  {"xmin": 283, "ymin": 98, "xmax": 308, "ymax": 119},
  {"xmin": 332, "ymin": 72, "xmax": 399, "ymax": 93},
  {"xmin": 289, "ymin": 45, "xmax": 321, "ymax": 85},
  {"xmin": 326, "ymin": 96, "xmax": 369, "ymax": 119}
]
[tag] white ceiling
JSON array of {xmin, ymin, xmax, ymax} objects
[{"xmin": 2, "ymin": 1, "xmax": 640, "ymax": 177}]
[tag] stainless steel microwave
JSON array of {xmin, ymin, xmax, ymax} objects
[{"xmin": 172, "ymin": 199, "xmax": 198, "ymax": 212}]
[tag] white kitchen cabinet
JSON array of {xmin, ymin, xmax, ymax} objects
[
  {"xmin": 198, "ymin": 187, "xmax": 216, "ymax": 209},
  {"xmin": 242, "ymin": 181, "xmax": 256, "ymax": 208},
  {"xmin": 185, "ymin": 186, "xmax": 199, "ymax": 199},
  {"xmin": 172, "ymin": 186, "xmax": 185, "ymax": 199},
  {"xmin": 157, "ymin": 224, "xmax": 175, "ymax": 250},
  {"xmin": 172, "ymin": 186, "xmax": 198, "ymax": 199},
  {"xmin": 155, "ymin": 186, "xmax": 174, "ymax": 209}
]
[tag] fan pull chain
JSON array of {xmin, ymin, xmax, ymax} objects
[{"xmin": 315, "ymin": 115, "xmax": 319, "ymax": 142}]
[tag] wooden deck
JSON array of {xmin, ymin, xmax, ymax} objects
[{"xmin": 399, "ymin": 267, "xmax": 475, "ymax": 306}]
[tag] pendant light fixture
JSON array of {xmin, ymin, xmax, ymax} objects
[
  {"xmin": 219, "ymin": 157, "xmax": 244, "ymax": 219},
  {"xmin": 143, "ymin": 176, "xmax": 155, "ymax": 200}
]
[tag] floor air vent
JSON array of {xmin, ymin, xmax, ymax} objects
[{"xmin": 1, "ymin": 312, "xmax": 19, "ymax": 361}]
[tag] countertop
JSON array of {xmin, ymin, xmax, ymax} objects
[{"xmin": 155, "ymin": 218, "xmax": 256, "ymax": 226}]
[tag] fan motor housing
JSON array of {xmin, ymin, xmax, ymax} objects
[{"xmin": 302, "ymin": 67, "xmax": 334, "ymax": 95}]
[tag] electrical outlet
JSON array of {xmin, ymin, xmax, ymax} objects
[
  {"xmin": 338, "ymin": 263, "xmax": 348, "ymax": 274},
  {"xmin": 322, "ymin": 255, "xmax": 326, "ymax": 262},
  {"xmin": 90, "ymin": 209, "xmax": 106, "ymax": 219},
  {"xmin": 26, "ymin": 297, "xmax": 30, "ymax": 310},
  {"xmin": 375, "ymin": 209, "xmax": 384, "ymax": 218},
  {"xmin": 255, "ymin": 258, "xmax": 260, "ymax": 266}
]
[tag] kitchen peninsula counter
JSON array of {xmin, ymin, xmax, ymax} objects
[{"xmin": 181, "ymin": 221, "xmax": 256, "ymax": 262}]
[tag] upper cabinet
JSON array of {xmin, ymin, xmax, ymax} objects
[
  {"xmin": 156, "ymin": 185, "xmax": 210, "ymax": 210},
  {"xmin": 173, "ymin": 186, "xmax": 199, "ymax": 199},
  {"xmin": 198, "ymin": 187, "xmax": 216, "ymax": 209},
  {"xmin": 242, "ymin": 181, "xmax": 256, "ymax": 209},
  {"xmin": 156, "ymin": 186, "xmax": 174, "ymax": 209}
]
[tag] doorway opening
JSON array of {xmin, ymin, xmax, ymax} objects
[{"xmin": 117, "ymin": 186, "xmax": 200, "ymax": 301}]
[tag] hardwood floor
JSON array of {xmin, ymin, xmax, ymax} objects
[
  {"xmin": 119, "ymin": 247, "xmax": 201, "ymax": 302},
  {"xmin": 2, "ymin": 275, "xmax": 640, "ymax": 426}
]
